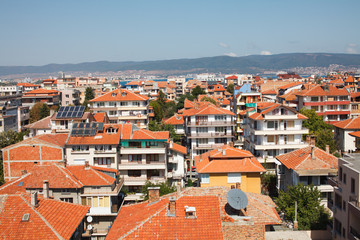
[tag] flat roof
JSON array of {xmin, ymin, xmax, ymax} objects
[{"xmin": 342, "ymin": 153, "xmax": 360, "ymax": 172}]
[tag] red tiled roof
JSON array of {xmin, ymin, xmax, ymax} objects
[
  {"xmin": 226, "ymin": 75, "xmax": 238, "ymax": 80},
  {"xmin": 163, "ymin": 114, "xmax": 184, "ymax": 125},
  {"xmin": 195, "ymin": 145, "xmax": 265, "ymax": 173},
  {"xmin": 93, "ymin": 112, "xmax": 107, "ymax": 122},
  {"xmin": 2, "ymin": 133, "xmax": 68, "ymax": 150},
  {"xmin": 349, "ymin": 131, "xmax": 360, "ymax": 138},
  {"xmin": 261, "ymin": 88, "xmax": 277, "ymax": 95},
  {"xmin": 345, "ymin": 76, "xmax": 355, "ymax": 83},
  {"xmin": 131, "ymin": 129, "xmax": 169, "ymax": 140},
  {"xmin": 276, "ymin": 146, "xmax": 338, "ymax": 171},
  {"xmin": 23, "ymin": 89, "xmax": 59, "ymax": 96},
  {"xmin": 329, "ymin": 78, "xmax": 345, "ymax": 85},
  {"xmin": 90, "ymin": 89, "xmax": 149, "ymax": 102},
  {"xmin": 17, "ymin": 82, "xmax": 40, "ymax": 87},
  {"xmin": 170, "ymin": 143, "xmax": 187, "ymax": 155},
  {"xmin": 278, "ymin": 82, "xmax": 302, "ymax": 90},
  {"xmin": 66, "ymin": 166, "xmax": 115, "ymax": 186},
  {"xmin": 125, "ymin": 81, "xmax": 143, "ymax": 86},
  {"xmin": 0, "ymin": 194, "xmax": 89, "ymax": 240},
  {"xmin": 24, "ymin": 116, "xmax": 51, "ymax": 129},
  {"xmin": 182, "ymin": 103, "xmax": 235, "ymax": 116},
  {"xmin": 106, "ymin": 196, "xmax": 224, "ymax": 240},
  {"xmin": 296, "ymin": 85, "xmax": 349, "ymax": 97},
  {"xmin": 333, "ymin": 117, "xmax": 360, "ymax": 129},
  {"xmin": 212, "ymin": 84, "xmax": 226, "ymax": 92}
]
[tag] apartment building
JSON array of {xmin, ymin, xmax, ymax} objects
[
  {"xmin": 0, "ymin": 99, "xmax": 30, "ymax": 132},
  {"xmin": 0, "ymin": 85, "xmax": 22, "ymax": 96},
  {"xmin": 24, "ymin": 116, "xmax": 52, "ymax": 137},
  {"xmin": 296, "ymin": 84, "xmax": 350, "ymax": 123},
  {"xmin": 195, "ymin": 145, "xmax": 266, "ymax": 193},
  {"xmin": 60, "ymin": 89, "xmax": 81, "ymax": 106},
  {"xmin": 333, "ymin": 117, "xmax": 360, "ymax": 153},
  {"xmin": 163, "ymin": 113, "xmax": 185, "ymax": 135},
  {"xmin": 168, "ymin": 76, "xmax": 186, "ymax": 97},
  {"xmin": 183, "ymin": 102, "xmax": 236, "ymax": 157},
  {"xmin": 22, "ymin": 88, "xmax": 61, "ymax": 108},
  {"xmin": 118, "ymin": 126, "xmax": 169, "ymax": 202},
  {"xmin": 244, "ymin": 103, "xmax": 309, "ymax": 171},
  {"xmin": 168, "ymin": 141, "xmax": 187, "ymax": 187},
  {"xmin": 125, "ymin": 80, "xmax": 144, "ymax": 94},
  {"xmin": 17, "ymin": 82, "xmax": 40, "ymax": 92},
  {"xmin": 276, "ymin": 145, "xmax": 338, "ymax": 206},
  {"xmin": 350, "ymin": 92, "xmax": 360, "ymax": 118},
  {"xmin": 328, "ymin": 153, "xmax": 360, "ymax": 240},
  {"xmin": 89, "ymin": 89, "xmax": 149, "ymax": 128}
]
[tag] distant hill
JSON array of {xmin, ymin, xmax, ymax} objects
[{"xmin": 1, "ymin": 53, "xmax": 360, "ymax": 76}]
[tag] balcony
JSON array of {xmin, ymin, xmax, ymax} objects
[
  {"xmin": 328, "ymin": 177, "xmax": 339, "ymax": 187},
  {"xmin": 252, "ymin": 128, "xmax": 309, "ymax": 135},
  {"xmin": 193, "ymin": 143, "xmax": 225, "ymax": 150},
  {"xmin": 350, "ymin": 226, "xmax": 360, "ymax": 240},
  {"xmin": 187, "ymin": 121, "xmax": 235, "ymax": 127},
  {"xmin": 188, "ymin": 132, "xmax": 234, "ymax": 138},
  {"xmin": 118, "ymin": 160, "xmax": 166, "ymax": 170},
  {"xmin": 120, "ymin": 147, "xmax": 166, "ymax": 154},
  {"xmin": 168, "ymin": 155, "xmax": 178, "ymax": 163},
  {"xmin": 349, "ymin": 200, "xmax": 360, "ymax": 218},
  {"xmin": 253, "ymin": 142, "xmax": 308, "ymax": 150}
]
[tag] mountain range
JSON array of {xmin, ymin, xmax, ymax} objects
[{"xmin": 1, "ymin": 53, "xmax": 360, "ymax": 76}]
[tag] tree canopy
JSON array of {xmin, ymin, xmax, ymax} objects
[
  {"xmin": 29, "ymin": 102, "xmax": 50, "ymax": 123},
  {"xmin": 226, "ymin": 83, "xmax": 234, "ymax": 95},
  {"xmin": 141, "ymin": 180, "xmax": 176, "ymax": 200},
  {"xmin": 300, "ymin": 108, "xmax": 337, "ymax": 153},
  {"xmin": 150, "ymin": 90, "xmax": 177, "ymax": 122},
  {"xmin": 275, "ymin": 184, "xmax": 330, "ymax": 230},
  {"xmin": 148, "ymin": 121, "xmax": 181, "ymax": 143},
  {"xmin": 200, "ymin": 96, "xmax": 217, "ymax": 105},
  {"xmin": 191, "ymin": 86, "xmax": 205, "ymax": 99},
  {"xmin": 85, "ymin": 87, "xmax": 95, "ymax": 101},
  {"xmin": 176, "ymin": 93, "xmax": 195, "ymax": 110}
]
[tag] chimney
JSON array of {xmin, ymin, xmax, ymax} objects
[
  {"xmin": 310, "ymin": 135, "xmax": 316, "ymax": 146},
  {"xmin": 31, "ymin": 192, "xmax": 38, "ymax": 207},
  {"xmin": 236, "ymin": 182, "xmax": 241, "ymax": 190},
  {"xmin": 311, "ymin": 146, "xmax": 316, "ymax": 160},
  {"xmin": 325, "ymin": 145, "xmax": 330, "ymax": 153},
  {"xmin": 176, "ymin": 182, "xmax": 181, "ymax": 194},
  {"xmin": 169, "ymin": 140, "xmax": 173, "ymax": 149},
  {"xmin": 43, "ymin": 180, "xmax": 49, "ymax": 199},
  {"xmin": 194, "ymin": 101, "xmax": 200, "ymax": 109},
  {"xmin": 229, "ymin": 142, "xmax": 234, "ymax": 148},
  {"xmin": 222, "ymin": 149, "xmax": 226, "ymax": 156},
  {"xmin": 21, "ymin": 170, "xmax": 28, "ymax": 175},
  {"xmin": 168, "ymin": 196, "xmax": 176, "ymax": 216},
  {"xmin": 50, "ymin": 108, "xmax": 55, "ymax": 116},
  {"xmin": 148, "ymin": 187, "xmax": 160, "ymax": 203},
  {"xmin": 85, "ymin": 161, "xmax": 90, "ymax": 170}
]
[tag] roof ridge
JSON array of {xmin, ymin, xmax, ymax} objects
[
  {"xmin": 55, "ymin": 164, "xmax": 83, "ymax": 187},
  {"xmin": 19, "ymin": 195, "xmax": 64, "ymax": 240},
  {"xmin": 247, "ymin": 194, "xmax": 281, "ymax": 223},
  {"xmin": 120, "ymin": 203, "xmax": 168, "ymax": 240},
  {"xmin": 90, "ymin": 168, "xmax": 112, "ymax": 185},
  {"xmin": 0, "ymin": 173, "xmax": 31, "ymax": 191}
]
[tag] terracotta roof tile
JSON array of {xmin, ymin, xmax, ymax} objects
[
  {"xmin": 296, "ymin": 85, "xmax": 349, "ymax": 97},
  {"xmin": 163, "ymin": 114, "xmax": 184, "ymax": 125},
  {"xmin": 90, "ymin": 89, "xmax": 149, "ymax": 102},
  {"xmin": 23, "ymin": 89, "xmax": 59, "ymax": 96},
  {"xmin": 93, "ymin": 112, "xmax": 108, "ymax": 123},
  {"xmin": 66, "ymin": 166, "xmax": 115, "ymax": 186},
  {"xmin": 170, "ymin": 143, "xmax": 187, "ymax": 155},
  {"xmin": 333, "ymin": 117, "xmax": 360, "ymax": 129},
  {"xmin": 24, "ymin": 116, "xmax": 51, "ymax": 130},
  {"xmin": 182, "ymin": 103, "xmax": 235, "ymax": 116}
]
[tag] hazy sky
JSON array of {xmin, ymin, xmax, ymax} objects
[{"xmin": 1, "ymin": 0, "xmax": 359, "ymax": 66}]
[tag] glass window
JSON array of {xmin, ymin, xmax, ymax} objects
[
  {"xmin": 228, "ymin": 173, "xmax": 241, "ymax": 183},
  {"xmin": 351, "ymin": 178, "xmax": 355, "ymax": 193},
  {"xmin": 200, "ymin": 174, "xmax": 209, "ymax": 183},
  {"xmin": 267, "ymin": 121, "xmax": 275, "ymax": 129},
  {"xmin": 129, "ymin": 154, "xmax": 142, "ymax": 162},
  {"xmin": 267, "ymin": 135, "xmax": 275, "ymax": 143},
  {"xmin": 128, "ymin": 170, "xmax": 141, "ymax": 177}
]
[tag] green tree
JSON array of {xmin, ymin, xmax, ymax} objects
[
  {"xmin": 141, "ymin": 180, "xmax": 176, "ymax": 200},
  {"xmin": 148, "ymin": 121, "xmax": 181, "ymax": 143},
  {"xmin": 191, "ymin": 86, "xmax": 205, "ymax": 99},
  {"xmin": 30, "ymin": 103, "xmax": 50, "ymax": 123},
  {"xmin": 85, "ymin": 87, "xmax": 95, "ymax": 101},
  {"xmin": 261, "ymin": 173, "xmax": 278, "ymax": 197},
  {"xmin": 275, "ymin": 184, "xmax": 330, "ymax": 230},
  {"xmin": 226, "ymin": 83, "xmax": 234, "ymax": 95},
  {"xmin": 200, "ymin": 96, "xmax": 217, "ymax": 105},
  {"xmin": 176, "ymin": 93, "xmax": 195, "ymax": 110},
  {"xmin": 0, "ymin": 130, "xmax": 28, "ymax": 185},
  {"xmin": 300, "ymin": 108, "xmax": 337, "ymax": 153}
]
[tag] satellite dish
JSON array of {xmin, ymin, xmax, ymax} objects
[
  {"xmin": 87, "ymin": 216, "xmax": 93, "ymax": 223},
  {"xmin": 87, "ymin": 224, "xmax": 93, "ymax": 231},
  {"xmin": 227, "ymin": 189, "xmax": 248, "ymax": 210}
]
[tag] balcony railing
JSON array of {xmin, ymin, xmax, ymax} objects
[
  {"xmin": 187, "ymin": 121, "xmax": 235, "ymax": 126},
  {"xmin": 189, "ymin": 132, "xmax": 234, "ymax": 138},
  {"xmin": 350, "ymin": 226, "xmax": 360, "ymax": 240}
]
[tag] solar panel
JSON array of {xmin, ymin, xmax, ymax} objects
[
  {"xmin": 66, "ymin": 111, "xmax": 72, "ymax": 118},
  {"xmin": 58, "ymin": 106, "xmax": 65, "ymax": 112},
  {"xmin": 71, "ymin": 129, "xmax": 77, "ymax": 135},
  {"xmin": 64, "ymin": 106, "xmax": 70, "ymax": 111},
  {"xmin": 91, "ymin": 122, "xmax": 97, "ymax": 128},
  {"xmin": 71, "ymin": 111, "xmax": 77, "ymax": 117},
  {"xmin": 77, "ymin": 129, "xmax": 84, "ymax": 135},
  {"xmin": 74, "ymin": 106, "xmax": 80, "ymax": 111},
  {"xmin": 85, "ymin": 123, "xmax": 91, "ymax": 128},
  {"xmin": 73, "ymin": 123, "xmax": 78, "ymax": 129},
  {"xmin": 97, "ymin": 122, "xmax": 104, "ymax": 131},
  {"xmin": 79, "ymin": 106, "xmax": 85, "ymax": 112},
  {"xmin": 84, "ymin": 129, "xmax": 90, "ymax": 135},
  {"xmin": 75, "ymin": 111, "xmax": 82, "ymax": 118},
  {"xmin": 90, "ymin": 129, "xmax": 96, "ymax": 135},
  {"xmin": 78, "ymin": 123, "xmax": 84, "ymax": 128}
]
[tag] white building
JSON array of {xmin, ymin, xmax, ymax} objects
[
  {"xmin": 244, "ymin": 103, "xmax": 309, "ymax": 171},
  {"xmin": 333, "ymin": 117, "xmax": 360, "ymax": 152}
]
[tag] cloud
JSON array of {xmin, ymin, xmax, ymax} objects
[
  {"xmin": 218, "ymin": 42, "xmax": 229, "ymax": 48},
  {"xmin": 224, "ymin": 52, "xmax": 237, "ymax": 57},
  {"xmin": 260, "ymin": 50, "xmax": 272, "ymax": 55},
  {"xmin": 346, "ymin": 43, "xmax": 358, "ymax": 54}
]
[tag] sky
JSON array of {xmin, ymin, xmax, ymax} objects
[{"xmin": 0, "ymin": 0, "xmax": 359, "ymax": 66}]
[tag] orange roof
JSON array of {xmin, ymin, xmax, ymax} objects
[
  {"xmin": 278, "ymin": 82, "xmax": 302, "ymax": 90},
  {"xmin": 23, "ymin": 89, "xmax": 59, "ymax": 96},
  {"xmin": 349, "ymin": 131, "xmax": 360, "ymax": 138},
  {"xmin": 67, "ymin": 124, "xmax": 122, "ymax": 145},
  {"xmin": 249, "ymin": 104, "xmax": 307, "ymax": 121},
  {"xmin": 333, "ymin": 117, "xmax": 360, "ymax": 129},
  {"xmin": 163, "ymin": 114, "xmax": 184, "ymax": 125},
  {"xmin": 106, "ymin": 195, "xmax": 224, "ymax": 240},
  {"xmin": 131, "ymin": 129, "xmax": 169, "ymax": 140},
  {"xmin": 66, "ymin": 165, "xmax": 115, "ymax": 186},
  {"xmin": 93, "ymin": 112, "xmax": 107, "ymax": 122},
  {"xmin": 170, "ymin": 143, "xmax": 187, "ymax": 155},
  {"xmin": 182, "ymin": 103, "xmax": 235, "ymax": 116},
  {"xmin": 276, "ymin": 146, "xmax": 338, "ymax": 172},
  {"xmin": 212, "ymin": 84, "xmax": 226, "ymax": 92},
  {"xmin": 2, "ymin": 133, "xmax": 68, "ymax": 150},
  {"xmin": 195, "ymin": 145, "xmax": 265, "ymax": 174},
  {"xmin": 279, "ymin": 89, "xmax": 298, "ymax": 101},
  {"xmin": 125, "ymin": 80, "xmax": 143, "ymax": 86},
  {"xmin": 329, "ymin": 78, "xmax": 345, "ymax": 84},
  {"xmin": 90, "ymin": 89, "xmax": 149, "ymax": 102},
  {"xmin": 345, "ymin": 76, "xmax": 354, "ymax": 83},
  {"xmin": 0, "ymin": 194, "xmax": 89, "ymax": 240},
  {"xmin": 296, "ymin": 85, "xmax": 349, "ymax": 97},
  {"xmin": 226, "ymin": 75, "xmax": 238, "ymax": 80},
  {"xmin": 261, "ymin": 88, "xmax": 277, "ymax": 95},
  {"xmin": 16, "ymin": 82, "xmax": 39, "ymax": 87},
  {"xmin": 24, "ymin": 116, "xmax": 51, "ymax": 129}
]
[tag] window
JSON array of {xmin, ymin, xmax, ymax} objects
[
  {"xmin": 287, "ymin": 120, "xmax": 295, "ymax": 128},
  {"xmin": 95, "ymin": 157, "xmax": 112, "ymax": 165},
  {"xmin": 339, "ymin": 167, "xmax": 343, "ymax": 181},
  {"xmin": 98, "ymin": 196, "xmax": 104, "ymax": 207},
  {"xmin": 72, "ymin": 145, "xmax": 89, "ymax": 151},
  {"xmin": 97, "ymin": 102, "xmax": 105, "ymax": 107},
  {"xmin": 60, "ymin": 198, "xmax": 73, "ymax": 203},
  {"xmin": 198, "ymin": 138, "xmax": 208, "ymax": 144},
  {"xmin": 311, "ymin": 106, "xmax": 319, "ymax": 111},
  {"xmin": 65, "ymin": 94, "xmax": 69, "ymax": 98},
  {"xmin": 146, "ymin": 154, "xmax": 159, "ymax": 162},
  {"xmin": 109, "ymin": 102, "xmax": 116, "ymax": 106},
  {"xmin": 228, "ymin": 173, "xmax": 241, "ymax": 183},
  {"xmin": 343, "ymin": 200, "xmax": 346, "ymax": 211},
  {"xmin": 128, "ymin": 170, "xmax": 141, "ymax": 177},
  {"xmin": 120, "ymin": 102, "xmax": 128, "ymax": 106},
  {"xmin": 351, "ymin": 178, "xmax": 355, "ymax": 194},
  {"xmin": 267, "ymin": 121, "xmax": 275, "ymax": 129},
  {"xmin": 109, "ymin": 110, "xmax": 117, "ymax": 116},
  {"xmin": 129, "ymin": 142, "xmax": 141, "ymax": 148},
  {"xmin": 215, "ymin": 127, "xmax": 225, "ymax": 132},
  {"xmin": 311, "ymin": 97, "xmax": 319, "ymax": 102},
  {"xmin": 146, "ymin": 141, "xmax": 158, "ymax": 147},
  {"xmin": 287, "ymin": 135, "xmax": 294, "ymax": 143},
  {"xmin": 267, "ymin": 135, "xmax": 275, "ymax": 143},
  {"xmin": 215, "ymin": 115, "xmax": 226, "ymax": 121},
  {"xmin": 86, "ymin": 197, "xmax": 92, "ymax": 207},
  {"xmin": 344, "ymin": 173, "xmax": 347, "ymax": 184},
  {"xmin": 132, "ymin": 101, "xmax": 140, "ymax": 106},
  {"xmin": 129, "ymin": 154, "xmax": 142, "ymax": 162},
  {"xmin": 197, "ymin": 127, "xmax": 208, "ymax": 133},
  {"xmin": 200, "ymin": 174, "xmax": 209, "ymax": 184}
]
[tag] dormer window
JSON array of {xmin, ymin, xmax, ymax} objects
[
  {"xmin": 122, "ymin": 92, "xmax": 127, "ymax": 97},
  {"xmin": 185, "ymin": 206, "xmax": 197, "ymax": 219},
  {"xmin": 106, "ymin": 127, "xmax": 118, "ymax": 133},
  {"xmin": 112, "ymin": 93, "xmax": 117, "ymax": 97}
]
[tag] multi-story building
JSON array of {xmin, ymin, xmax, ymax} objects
[
  {"xmin": 244, "ymin": 103, "xmax": 309, "ymax": 171},
  {"xmin": 17, "ymin": 82, "xmax": 40, "ymax": 92},
  {"xmin": 0, "ymin": 99, "xmax": 30, "ymax": 132},
  {"xmin": 0, "ymin": 85, "xmax": 22, "ymax": 96},
  {"xmin": 183, "ymin": 102, "xmax": 236, "ymax": 157},
  {"xmin": 163, "ymin": 113, "xmax": 185, "ymax": 135},
  {"xmin": 168, "ymin": 140, "xmax": 187, "ymax": 187},
  {"xmin": 168, "ymin": 76, "xmax": 186, "ymax": 97},
  {"xmin": 196, "ymin": 144, "xmax": 265, "ymax": 193},
  {"xmin": 89, "ymin": 89, "xmax": 149, "ymax": 128},
  {"xmin": 296, "ymin": 84, "xmax": 350, "ymax": 123},
  {"xmin": 60, "ymin": 89, "xmax": 81, "ymax": 106},
  {"xmin": 350, "ymin": 92, "xmax": 360, "ymax": 118},
  {"xmin": 334, "ymin": 117, "xmax": 360, "ymax": 153},
  {"xmin": 276, "ymin": 145, "xmax": 338, "ymax": 206},
  {"xmin": 24, "ymin": 116, "xmax": 52, "ymax": 137},
  {"xmin": 22, "ymin": 89, "xmax": 61, "ymax": 108},
  {"xmin": 328, "ymin": 153, "xmax": 360, "ymax": 240}
]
